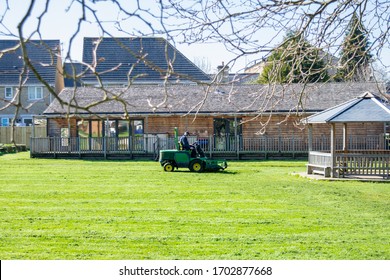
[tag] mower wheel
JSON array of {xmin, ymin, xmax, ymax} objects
[
  {"xmin": 189, "ymin": 159, "xmax": 205, "ymax": 173},
  {"xmin": 163, "ymin": 162, "xmax": 175, "ymax": 172}
]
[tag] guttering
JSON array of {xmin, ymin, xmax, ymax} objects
[{"xmin": 43, "ymin": 109, "xmax": 318, "ymax": 119}]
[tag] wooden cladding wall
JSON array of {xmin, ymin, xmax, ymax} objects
[
  {"xmin": 47, "ymin": 118, "xmax": 77, "ymax": 137},
  {"xmin": 46, "ymin": 114, "xmax": 385, "ymax": 139},
  {"xmin": 146, "ymin": 115, "xmax": 213, "ymax": 137}
]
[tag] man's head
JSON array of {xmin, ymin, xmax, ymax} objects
[{"xmin": 184, "ymin": 131, "xmax": 189, "ymax": 136}]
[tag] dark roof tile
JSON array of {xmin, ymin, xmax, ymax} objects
[
  {"xmin": 81, "ymin": 37, "xmax": 210, "ymax": 84},
  {"xmin": 307, "ymin": 92, "xmax": 390, "ymax": 123},
  {"xmin": 0, "ymin": 40, "xmax": 60, "ymax": 84},
  {"xmin": 63, "ymin": 62, "xmax": 83, "ymax": 87},
  {"xmin": 44, "ymin": 82, "xmax": 387, "ymax": 117}
]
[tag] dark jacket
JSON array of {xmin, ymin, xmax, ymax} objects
[{"xmin": 179, "ymin": 135, "xmax": 191, "ymax": 150}]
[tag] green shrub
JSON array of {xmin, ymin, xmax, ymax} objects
[
  {"xmin": 0, "ymin": 144, "xmax": 27, "ymax": 153},
  {"xmin": 15, "ymin": 144, "xmax": 27, "ymax": 152},
  {"xmin": 1, "ymin": 144, "xmax": 17, "ymax": 153}
]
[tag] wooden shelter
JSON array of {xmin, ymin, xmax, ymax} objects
[{"xmin": 306, "ymin": 92, "xmax": 390, "ymax": 179}]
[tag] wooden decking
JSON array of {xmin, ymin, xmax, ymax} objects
[{"xmin": 30, "ymin": 135, "xmax": 311, "ymax": 160}]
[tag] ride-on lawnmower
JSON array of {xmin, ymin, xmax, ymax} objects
[{"xmin": 159, "ymin": 128, "xmax": 228, "ymax": 172}]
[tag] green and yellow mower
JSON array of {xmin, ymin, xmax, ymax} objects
[{"xmin": 159, "ymin": 128, "xmax": 227, "ymax": 172}]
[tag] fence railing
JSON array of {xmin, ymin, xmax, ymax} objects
[
  {"xmin": 311, "ymin": 135, "xmax": 386, "ymax": 151},
  {"xmin": 30, "ymin": 134, "xmax": 389, "ymax": 159},
  {"xmin": 308, "ymin": 151, "xmax": 332, "ymax": 167},
  {"xmin": 336, "ymin": 152, "xmax": 390, "ymax": 178}
]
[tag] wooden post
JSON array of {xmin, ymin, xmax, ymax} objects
[
  {"xmin": 208, "ymin": 135, "xmax": 212, "ymax": 158},
  {"xmin": 129, "ymin": 135, "xmax": 133, "ymax": 159},
  {"xmin": 330, "ymin": 123, "xmax": 336, "ymax": 178},
  {"xmin": 30, "ymin": 116, "xmax": 35, "ymax": 158},
  {"xmin": 145, "ymin": 116, "xmax": 149, "ymax": 154},
  {"xmin": 234, "ymin": 115, "xmax": 239, "ymax": 159},
  {"xmin": 104, "ymin": 117, "xmax": 108, "ymax": 159},
  {"xmin": 32, "ymin": 116, "xmax": 35, "ymax": 138},
  {"xmin": 308, "ymin": 124, "xmax": 313, "ymax": 152},
  {"xmin": 384, "ymin": 123, "xmax": 388, "ymax": 150},
  {"xmin": 343, "ymin": 123, "xmax": 348, "ymax": 151},
  {"xmin": 307, "ymin": 124, "xmax": 313, "ymax": 174}
]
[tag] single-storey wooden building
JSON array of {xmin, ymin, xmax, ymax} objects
[{"xmin": 30, "ymin": 82, "xmax": 388, "ymax": 159}]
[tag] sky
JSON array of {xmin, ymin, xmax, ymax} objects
[
  {"xmin": 0, "ymin": 0, "xmax": 250, "ymax": 73},
  {"xmin": 0, "ymin": 0, "xmax": 389, "ymax": 76}
]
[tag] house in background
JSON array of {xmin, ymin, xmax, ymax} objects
[
  {"xmin": 0, "ymin": 40, "xmax": 63, "ymax": 126},
  {"xmin": 30, "ymin": 82, "xmax": 388, "ymax": 159},
  {"xmin": 0, "ymin": 36, "xmax": 211, "ymax": 124},
  {"xmin": 63, "ymin": 62, "xmax": 83, "ymax": 88},
  {"xmin": 63, "ymin": 37, "xmax": 211, "ymax": 87}
]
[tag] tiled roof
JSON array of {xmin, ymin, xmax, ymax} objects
[
  {"xmin": 307, "ymin": 92, "xmax": 390, "ymax": 123},
  {"xmin": 81, "ymin": 37, "xmax": 210, "ymax": 84},
  {"xmin": 63, "ymin": 62, "xmax": 83, "ymax": 87},
  {"xmin": 44, "ymin": 82, "xmax": 387, "ymax": 116},
  {"xmin": 0, "ymin": 40, "xmax": 60, "ymax": 84}
]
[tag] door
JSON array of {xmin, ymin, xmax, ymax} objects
[{"xmin": 213, "ymin": 118, "xmax": 242, "ymax": 151}]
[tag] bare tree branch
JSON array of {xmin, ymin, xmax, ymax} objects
[{"xmin": 0, "ymin": 0, "xmax": 389, "ymax": 136}]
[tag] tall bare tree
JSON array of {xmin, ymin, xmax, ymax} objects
[{"xmin": 0, "ymin": 0, "xmax": 389, "ymax": 135}]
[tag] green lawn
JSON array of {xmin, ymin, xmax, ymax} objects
[{"xmin": 0, "ymin": 152, "xmax": 389, "ymax": 260}]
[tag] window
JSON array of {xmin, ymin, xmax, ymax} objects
[
  {"xmin": 90, "ymin": 120, "xmax": 103, "ymax": 137},
  {"xmin": 131, "ymin": 120, "xmax": 144, "ymax": 135},
  {"xmin": 118, "ymin": 120, "xmax": 130, "ymax": 137},
  {"xmin": 77, "ymin": 120, "xmax": 90, "ymax": 138},
  {"xmin": 61, "ymin": 128, "xmax": 69, "ymax": 147},
  {"xmin": 1, "ymin": 118, "xmax": 10, "ymax": 127},
  {"xmin": 28, "ymin": 86, "xmax": 43, "ymax": 100},
  {"xmin": 76, "ymin": 119, "xmax": 144, "ymax": 137},
  {"xmin": 77, "ymin": 120, "xmax": 90, "ymax": 150},
  {"xmin": 5, "ymin": 87, "xmax": 13, "ymax": 99},
  {"xmin": 23, "ymin": 118, "xmax": 33, "ymax": 126},
  {"xmin": 213, "ymin": 118, "xmax": 242, "ymax": 151},
  {"xmin": 104, "ymin": 120, "xmax": 117, "ymax": 137}
]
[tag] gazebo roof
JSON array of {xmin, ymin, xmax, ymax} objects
[{"xmin": 307, "ymin": 92, "xmax": 390, "ymax": 123}]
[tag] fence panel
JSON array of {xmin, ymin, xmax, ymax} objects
[
  {"xmin": 336, "ymin": 154, "xmax": 390, "ymax": 177},
  {"xmin": 0, "ymin": 127, "xmax": 46, "ymax": 148},
  {"xmin": 308, "ymin": 151, "xmax": 332, "ymax": 166}
]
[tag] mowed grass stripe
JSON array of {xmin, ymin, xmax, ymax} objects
[{"xmin": 0, "ymin": 152, "xmax": 389, "ymax": 259}]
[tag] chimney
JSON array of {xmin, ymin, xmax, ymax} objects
[{"xmin": 216, "ymin": 61, "xmax": 229, "ymax": 83}]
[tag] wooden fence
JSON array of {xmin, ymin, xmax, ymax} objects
[
  {"xmin": 336, "ymin": 153, "xmax": 390, "ymax": 178},
  {"xmin": 0, "ymin": 127, "xmax": 46, "ymax": 148}
]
